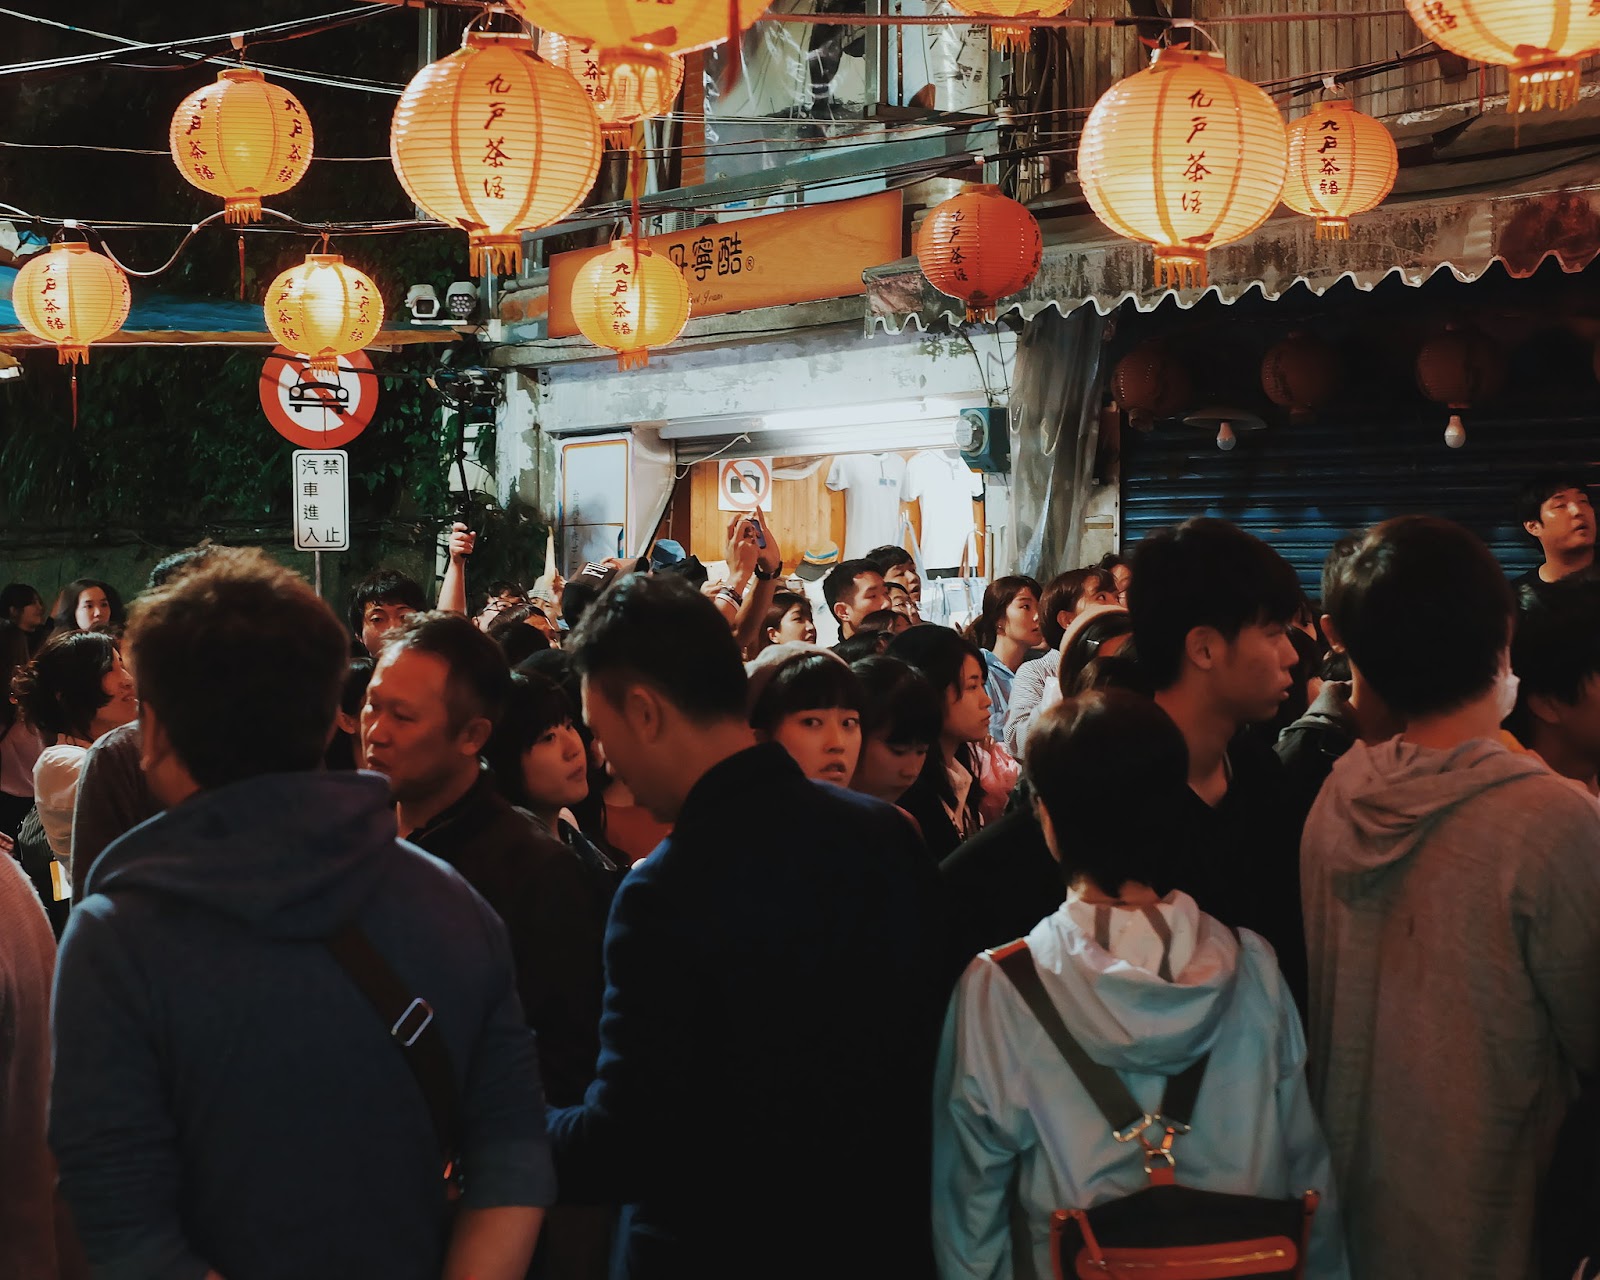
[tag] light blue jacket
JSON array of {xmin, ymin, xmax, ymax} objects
[
  {"xmin": 979, "ymin": 648, "xmax": 1016, "ymax": 743},
  {"xmin": 932, "ymin": 896, "xmax": 1348, "ymax": 1280}
]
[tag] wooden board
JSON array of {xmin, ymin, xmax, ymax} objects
[{"xmin": 548, "ymin": 190, "xmax": 904, "ymax": 337}]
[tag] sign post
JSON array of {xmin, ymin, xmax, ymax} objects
[{"xmin": 293, "ymin": 450, "xmax": 350, "ymax": 597}]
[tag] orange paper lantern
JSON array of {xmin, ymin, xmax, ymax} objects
[
  {"xmin": 264, "ymin": 254, "xmax": 384, "ymax": 373},
  {"xmin": 539, "ymin": 33, "xmax": 684, "ymax": 147},
  {"xmin": 1282, "ymin": 101, "xmax": 1397, "ymax": 240},
  {"xmin": 1261, "ymin": 331, "xmax": 1339, "ymax": 421},
  {"xmin": 391, "ymin": 27, "xmax": 603, "ymax": 276},
  {"xmin": 915, "ymin": 184, "xmax": 1043, "ymax": 322},
  {"xmin": 571, "ymin": 240, "xmax": 691, "ymax": 369},
  {"xmin": 12, "ymin": 242, "xmax": 132, "ymax": 364},
  {"xmin": 1113, "ymin": 338, "xmax": 1192, "ymax": 430},
  {"xmin": 509, "ymin": 0, "xmax": 773, "ymax": 55},
  {"xmin": 1078, "ymin": 47, "xmax": 1287, "ymax": 291},
  {"xmin": 169, "ymin": 68, "xmax": 313, "ymax": 224},
  {"xmin": 1405, "ymin": 0, "xmax": 1600, "ymax": 113},
  {"xmin": 946, "ymin": 0, "xmax": 1073, "ymax": 53}
]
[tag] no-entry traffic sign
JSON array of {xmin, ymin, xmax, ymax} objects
[{"xmin": 259, "ymin": 347, "xmax": 378, "ymax": 449}]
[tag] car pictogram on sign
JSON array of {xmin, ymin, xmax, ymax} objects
[{"xmin": 288, "ymin": 377, "xmax": 351, "ymax": 413}]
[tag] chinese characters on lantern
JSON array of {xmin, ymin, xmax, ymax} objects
[
  {"xmin": 278, "ymin": 97, "xmax": 307, "ymax": 184},
  {"xmin": 1317, "ymin": 114, "xmax": 1342, "ymax": 198},
  {"xmin": 668, "ymin": 232, "xmax": 753, "ymax": 282},
  {"xmin": 292, "ymin": 450, "xmax": 350, "ymax": 552},
  {"xmin": 1181, "ymin": 87, "xmax": 1214, "ymax": 216},
  {"xmin": 610, "ymin": 259, "xmax": 635, "ymax": 338},
  {"xmin": 481, "ymin": 72, "xmax": 514, "ymax": 200}
]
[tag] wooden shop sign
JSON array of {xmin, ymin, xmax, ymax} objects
[{"xmin": 547, "ymin": 189, "xmax": 903, "ymax": 337}]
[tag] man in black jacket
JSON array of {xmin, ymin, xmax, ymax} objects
[
  {"xmin": 551, "ymin": 572, "xmax": 946, "ymax": 1279},
  {"xmin": 363, "ymin": 614, "xmax": 609, "ymax": 1111}
]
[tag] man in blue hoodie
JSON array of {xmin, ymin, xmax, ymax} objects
[{"xmin": 50, "ymin": 547, "xmax": 555, "ymax": 1280}]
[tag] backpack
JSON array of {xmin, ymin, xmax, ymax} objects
[{"xmin": 990, "ymin": 939, "xmax": 1320, "ymax": 1280}]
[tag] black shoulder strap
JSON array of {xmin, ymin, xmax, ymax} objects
[
  {"xmin": 990, "ymin": 940, "xmax": 1210, "ymax": 1137},
  {"xmin": 325, "ymin": 922, "xmax": 462, "ymax": 1190}
]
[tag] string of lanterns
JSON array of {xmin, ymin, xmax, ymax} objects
[{"xmin": 9, "ymin": 1, "xmax": 1600, "ymax": 375}]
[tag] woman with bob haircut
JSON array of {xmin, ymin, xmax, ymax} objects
[
  {"xmin": 848, "ymin": 655, "xmax": 942, "ymax": 807},
  {"xmin": 965, "ymin": 575, "xmax": 1043, "ymax": 742},
  {"xmin": 933, "ymin": 689, "xmax": 1346, "ymax": 1280},
  {"xmin": 745, "ymin": 644, "xmax": 864, "ymax": 787},
  {"xmin": 50, "ymin": 579, "xmax": 125, "ymax": 636},
  {"xmin": 12, "ymin": 630, "xmax": 139, "ymax": 867},
  {"xmin": 886, "ymin": 624, "xmax": 993, "ymax": 861}
]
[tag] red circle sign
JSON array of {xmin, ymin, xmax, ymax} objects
[{"xmin": 259, "ymin": 347, "xmax": 378, "ymax": 448}]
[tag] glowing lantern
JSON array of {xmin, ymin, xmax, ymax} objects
[
  {"xmin": 571, "ymin": 239, "xmax": 690, "ymax": 369},
  {"xmin": 264, "ymin": 254, "xmax": 384, "ymax": 373},
  {"xmin": 391, "ymin": 27, "xmax": 603, "ymax": 276},
  {"xmin": 915, "ymin": 184, "xmax": 1043, "ymax": 322},
  {"xmin": 1078, "ymin": 47, "xmax": 1288, "ymax": 291},
  {"xmin": 13, "ymin": 242, "xmax": 131, "ymax": 364},
  {"xmin": 946, "ymin": 0, "xmax": 1074, "ymax": 53},
  {"xmin": 169, "ymin": 68, "xmax": 313, "ymax": 224},
  {"xmin": 1416, "ymin": 324, "xmax": 1506, "ymax": 449},
  {"xmin": 539, "ymin": 33, "xmax": 684, "ymax": 147},
  {"xmin": 1282, "ymin": 101, "xmax": 1396, "ymax": 240},
  {"xmin": 509, "ymin": 0, "xmax": 773, "ymax": 55},
  {"xmin": 1405, "ymin": 0, "xmax": 1600, "ymax": 113}
]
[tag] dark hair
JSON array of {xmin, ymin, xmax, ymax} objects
[
  {"xmin": 1320, "ymin": 536, "xmax": 1362, "ymax": 612},
  {"xmin": 568, "ymin": 572, "xmax": 747, "ymax": 724},
  {"xmin": 967, "ymin": 575, "xmax": 1042, "ymax": 651},
  {"xmin": 1320, "ymin": 649, "xmax": 1352, "ymax": 683},
  {"xmin": 347, "ymin": 570, "xmax": 426, "ymax": 639},
  {"xmin": 126, "ymin": 548, "xmax": 347, "ymax": 788},
  {"xmin": 341, "ymin": 656, "xmax": 376, "ymax": 717},
  {"xmin": 1509, "ymin": 579, "xmax": 1600, "ymax": 744},
  {"xmin": 1060, "ymin": 610, "xmax": 1135, "ymax": 694},
  {"xmin": 886, "ymin": 623, "xmax": 988, "ymax": 820},
  {"xmin": 562, "ymin": 575, "xmax": 608, "ymax": 630},
  {"xmin": 483, "ymin": 579, "xmax": 526, "ymax": 603},
  {"xmin": 51, "ymin": 579, "xmax": 125, "ymax": 634},
  {"xmin": 484, "ymin": 672, "xmax": 576, "ymax": 808},
  {"xmin": 1025, "ymin": 690, "xmax": 1190, "ymax": 895},
  {"xmin": 1326, "ymin": 516, "xmax": 1513, "ymax": 718},
  {"xmin": 864, "ymin": 545, "xmax": 915, "ymax": 575},
  {"xmin": 1040, "ymin": 569, "xmax": 1109, "ymax": 649},
  {"xmin": 515, "ymin": 647, "xmax": 578, "ymax": 704},
  {"xmin": 1068, "ymin": 652, "xmax": 1155, "ymax": 698},
  {"xmin": 11, "ymin": 630, "xmax": 118, "ymax": 741},
  {"xmin": 0, "ymin": 583, "xmax": 41, "ymax": 617},
  {"xmin": 833, "ymin": 632, "xmax": 891, "ymax": 663},
  {"xmin": 1517, "ymin": 470, "xmax": 1593, "ymax": 531},
  {"xmin": 886, "ymin": 581, "xmax": 912, "ymax": 600},
  {"xmin": 749, "ymin": 653, "xmax": 863, "ymax": 734},
  {"xmin": 851, "ymin": 655, "xmax": 941, "ymax": 746},
  {"xmin": 822, "ymin": 559, "xmax": 883, "ymax": 612},
  {"xmin": 1098, "ymin": 552, "xmax": 1132, "ymax": 576},
  {"xmin": 758, "ymin": 591, "xmax": 811, "ymax": 653},
  {"xmin": 1128, "ymin": 518, "xmax": 1302, "ymax": 690},
  {"xmin": 856, "ymin": 608, "xmax": 900, "ymax": 635},
  {"xmin": 148, "ymin": 544, "xmax": 230, "ymax": 592},
  {"xmin": 487, "ymin": 603, "xmax": 553, "ymax": 666},
  {"xmin": 383, "ymin": 611, "xmax": 513, "ymax": 731}
]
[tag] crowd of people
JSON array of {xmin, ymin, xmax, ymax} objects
[{"xmin": 2, "ymin": 470, "xmax": 1599, "ymax": 1280}]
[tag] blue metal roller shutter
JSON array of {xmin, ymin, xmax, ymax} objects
[{"xmin": 1119, "ymin": 411, "xmax": 1600, "ymax": 598}]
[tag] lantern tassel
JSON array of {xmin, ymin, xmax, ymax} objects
[
  {"xmin": 470, "ymin": 236, "xmax": 524, "ymax": 280},
  {"xmin": 993, "ymin": 25, "xmax": 1029, "ymax": 54},
  {"xmin": 1510, "ymin": 62, "xmax": 1579, "ymax": 114},
  {"xmin": 1315, "ymin": 218, "xmax": 1350, "ymax": 241},
  {"xmin": 1153, "ymin": 251, "xmax": 1208, "ymax": 292},
  {"xmin": 224, "ymin": 196, "xmax": 263, "ymax": 225},
  {"xmin": 238, "ymin": 234, "xmax": 247, "ymax": 300},
  {"xmin": 70, "ymin": 363, "xmax": 78, "ymax": 430},
  {"xmin": 719, "ymin": 0, "xmax": 744, "ymax": 95},
  {"xmin": 617, "ymin": 348, "xmax": 650, "ymax": 371},
  {"xmin": 306, "ymin": 351, "xmax": 337, "ymax": 374}
]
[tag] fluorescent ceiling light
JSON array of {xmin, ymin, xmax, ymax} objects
[{"xmin": 762, "ymin": 399, "xmax": 949, "ymax": 432}]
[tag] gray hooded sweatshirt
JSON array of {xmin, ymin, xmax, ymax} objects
[{"xmin": 1302, "ymin": 736, "xmax": 1600, "ymax": 1280}]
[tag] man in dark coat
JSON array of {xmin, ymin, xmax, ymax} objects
[{"xmin": 550, "ymin": 572, "xmax": 947, "ymax": 1279}]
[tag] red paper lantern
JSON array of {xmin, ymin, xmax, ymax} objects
[
  {"xmin": 915, "ymin": 184, "xmax": 1042, "ymax": 322},
  {"xmin": 1262, "ymin": 331, "xmax": 1339, "ymax": 422},
  {"xmin": 1112, "ymin": 338, "xmax": 1191, "ymax": 430},
  {"xmin": 1416, "ymin": 325, "xmax": 1506, "ymax": 448}
]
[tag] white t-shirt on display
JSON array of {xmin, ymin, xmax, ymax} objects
[
  {"xmin": 906, "ymin": 450, "xmax": 984, "ymax": 570},
  {"xmin": 826, "ymin": 453, "xmax": 908, "ymax": 560}
]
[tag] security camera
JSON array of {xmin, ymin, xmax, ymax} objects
[
  {"xmin": 446, "ymin": 281, "xmax": 479, "ymax": 322},
  {"xmin": 406, "ymin": 284, "xmax": 441, "ymax": 322}
]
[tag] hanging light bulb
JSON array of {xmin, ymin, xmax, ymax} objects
[
  {"xmin": 1444, "ymin": 415, "xmax": 1467, "ymax": 449},
  {"xmin": 1216, "ymin": 421, "xmax": 1238, "ymax": 451}
]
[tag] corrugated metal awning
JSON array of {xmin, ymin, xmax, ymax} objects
[{"xmin": 867, "ymin": 149, "xmax": 1600, "ymax": 332}]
